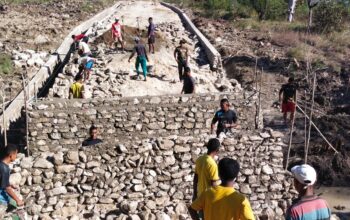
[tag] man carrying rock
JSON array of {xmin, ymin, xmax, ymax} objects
[
  {"xmin": 111, "ymin": 18, "xmax": 125, "ymax": 53},
  {"xmin": 279, "ymin": 77, "xmax": 297, "ymax": 124},
  {"xmin": 189, "ymin": 158, "xmax": 255, "ymax": 220},
  {"xmin": 174, "ymin": 39, "xmax": 189, "ymax": 81},
  {"xmin": 0, "ymin": 144, "xmax": 24, "ymax": 218},
  {"xmin": 211, "ymin": 99, "xmax": 238, "ymax": 138},
  {"xmin": 128, "ymin": 37, "xmax": 149, "ymax": 81},
  {"xmin": 286, "ymin": 164, "xmax": 331, "ymax": 220},
  {"xmin": 147, "ymin": 17, "xmax": 156, "ymax": 54},
  {"xmin": 193, "ymin": 138, "xmax": 220, "ymax": 203},
  {"xmin": 82, "ymin": 125, "xmax": 103, "ymax": 146},
  {"xmin": 71, "ymin": 33, "xmax": 89, "ymax": 51},
  {"xmin": 69, "ymin": 74, "xmax": 85, "ymax": 99},
  {"xmin": 181, "ymin": 67, "xmax": 195, "ymax": 94}
]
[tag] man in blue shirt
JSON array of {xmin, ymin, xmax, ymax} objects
[{"xmin": 211, "ymin": 99, "xmax": 238, "ymax": 137}]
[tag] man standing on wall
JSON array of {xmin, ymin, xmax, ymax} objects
[
  {"xmin": 286, "ymin": 164, "xmax": 331, "ymax": 220},
  {"xmin": 148, "ymin": 17, "xmax": 156, "ymax": 54},
  {"xmin": 174, "ymin": 39, "xmax": 189, "ymax": 81},
  {"xmin": 111, "ymin": 18, "xmax": 125, "ymax": 53},
  {"xmin": 0, "ymin": 145, "xmax": 24, "ymax": 219},
  {"xmin": 189, "ymin": 158, "xmax": 255, "ymax": 220},
  {"xmin": 211, "ymin": 99, "xmax": 239, "ymax": 138},
  {"xmin": 82, "ymin": 125, "xmax": 103, "ymax": 146},
  {"xmin": 279, "ymin": 77, "xmax": 297, "ymax": 124},
  {"xmin": 128, "ymin": 37, "xmax": 149, "ymax": 81}
]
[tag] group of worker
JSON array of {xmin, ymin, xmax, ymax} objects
[
  {"xmin": 68, "ymin": 16, "xmax": 195, "ymax": 98},
  {"xmin": 189, "ymin": 137, "xmax": 331, "ymax": 220}
]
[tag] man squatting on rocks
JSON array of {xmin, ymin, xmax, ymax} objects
[
  {"xmin": 211, "ymin": 99, "xmax": 239, "ymax": 138},
  {"xmin": 148, "ymin": 17, "xmax": 156, "ymax": 54},
  {"xmin": 111, "ymin": 18, "xmax": 125, "ymax": 53},
  {"xmin": 286, "ymin": 164, "xmax": 331, "ymax": 220},
  {"xmin": 174, "ymin": 39, "xmax": 189, "ymax": 81},
  {"xmin": 128, "ymin": 37, "xmax": 149, "ymax": 81},
  {"xmin": 181, "ymin": 67, "xmax": 196, "ymax": 94},
  {"xmin": 279, "ymin": 77, "xmax": 297, "ymax": 124},
  {"xmin": 189, "ymin": 157, "xmax": 255, "ymax": 220},
  {"xmin": 0, "ymin": 145, "xmax": 24, "ymax": 218},
  {"xmin": 82, "ymin": 125, "xmax": 103, "ymax": 147}
]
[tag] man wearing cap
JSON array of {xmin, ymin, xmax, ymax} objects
[
  {"xmin": 174, "ymin": 39, "xmax": 189, "ymax": 81},
  {"xmin": 287, "ymin": 164, "xmax": 331, "ymax": 220},
  {"xmin": 111, "ymin": 18, "xmax": 125, "ymax": 53},
  {"xmin": 128, "ymin": 37, "xmax": 149, "ymax": 81},
  {"xmin": 189, "ymin": 158, "xmax": 255, "ymax": 220}
]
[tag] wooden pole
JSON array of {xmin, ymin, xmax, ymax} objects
[
  {"xmin": 285, "ymin": 110, "xmax": 296, "ymax": 170},
  {"xmin": 305, "ymin": 71, "xmax": 317, "ymax": 163},
  {"xmin": 21, "ymin": 71, "xmax": 29, "ymax": 156},
  {"xmin": 296, "ymin": 105, "xmax": 338, "ymax": 154},
  {"xmin": 304, "ymin": 90, "xmax": 307, "ymax": 154},
  {"xmin": 1, "ymin": 93, "xmax": 7, "ymax": 147}
]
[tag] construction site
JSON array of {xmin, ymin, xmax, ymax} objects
[{"xmin": 0, "ymin": 0, "xmax": 349, "ymax": 219}]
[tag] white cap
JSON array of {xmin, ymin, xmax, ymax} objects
[{"xmin": 291, "ymin": 164, "xmax": 317, "ymax": 186}]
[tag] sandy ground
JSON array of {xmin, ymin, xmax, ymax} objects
[{"xmin": 316, "ymin": 187, "xmax": 350, "ymax": 219}]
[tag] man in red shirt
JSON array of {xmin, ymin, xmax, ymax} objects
[{"xmin": 111, "ymin": 18, "xmax": 125, "ymax": 53}]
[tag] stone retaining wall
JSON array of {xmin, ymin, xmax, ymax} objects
[
  {"xmin": 28, "ymin": 92, "xmax": 261, "ymax": 152},
  {"xmin": 11, "ymin": 132, "xmax": 293, "ymax": 219},
  {"xmin": 161, "ymin": 2, "xmax": 222, "ymax": 71}
]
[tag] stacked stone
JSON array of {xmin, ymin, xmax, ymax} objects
[
  {"xmin": 11, "ymin": 131, "xmax": 294, "ymax": 219},
  {"xmin": 28, "ymin": 93, "xmax": 260, "ymax": 152}
]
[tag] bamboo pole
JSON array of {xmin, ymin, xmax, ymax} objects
[
  {"xmin": 1, "ymin": 92, "xmax": 7, "ymax": 147},
  {"xmin": 21, "ymin": 71, "xmax": 29, "ymax": 156},
  {"xmin": 296, "ymin": 105, "xmax": 338, "ymax": 154},
  {"xmin": 285, "ymin": 110, "xmax": 296, "ymax": 170},
  {"xmin": 305, "ymin": 71, "xmax": 317, "ymax": 163}
]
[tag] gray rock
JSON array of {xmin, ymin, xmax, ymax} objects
[
  {"xmin": 20, "ymin": 157, "xmax": 33, "ymax": 169},
  {"xmin": 262, "ymin": 165, "xmax": 273, "ymax": 175},
  {"xmin": 66, "ymin": 151, "xmax": 80, "ymax": 164},
  {"xmin": 33, "ymin": 158, "xmax": 54, "ymax": 169}
]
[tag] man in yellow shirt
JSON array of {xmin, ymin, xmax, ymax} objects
[
  {"xmin": 69, "ymin": 74, "xmax": 85, "ymax": 99},
  {"xmin": 189, "ymin": 158, "xmax": 255, "ymax": 220},
  {"xmin": 193, "ymin": 138, "xmax": 220, "ymax": 201}
]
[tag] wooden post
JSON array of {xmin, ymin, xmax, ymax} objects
[
  {"xmin": 1, "ymin": 92, "xmax": 7, "ymax": 147},
  {"xmin": 285, "ymin": 110, "xmax": 296, "ymax": 170},
  {"xmin": 305, "ymin": 71, "xmax": 316, "ymax": 163},
  {"xmin": 21, "ymin": 71, "xmax": 30, "ymax": 156}
]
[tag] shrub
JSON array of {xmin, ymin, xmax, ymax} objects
[
  {"xmin": 238, "ymin": 0, "xmax": 287, "ymax": 20},
  {"xmin": 314, "ymin": 1, "xmax": 349, "ymax": 33},
  {"xmin": 0, "ymin": 54, "xmax": 13, "ymax": 75},
  {"xmin": 286, "ymin": 47, "xmax": 305, "ymax": 60}
]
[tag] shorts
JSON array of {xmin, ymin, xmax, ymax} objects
[
  {"xmin": 85, "ymin": 60, "xmax": 94, "ymax": 70},
  {"xmin": 282, "ymin": 101, "xmax": 296, "ymax": 113},
  {"xmin": 148, "ymin": 35, "xmax": 155, "ymax": 44},
  {"xmin": 113, "ymin": 34, "xmax": 123, "ymax": 42}
]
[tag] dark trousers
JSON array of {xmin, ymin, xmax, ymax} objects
[{"xmin": 178, "ymin": 60, "xmax": 187, "ymax": 81}]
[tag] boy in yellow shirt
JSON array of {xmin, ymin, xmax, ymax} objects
[
  {"xmin": 193, "ymin": 138, "xmax": 220, "ymax": 201},
  {"xmin": 189, "ymin": 158, "xmax": 255, "ymax": 220}
]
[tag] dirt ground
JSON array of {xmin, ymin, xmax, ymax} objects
[
  {"xmin": 0, "ymin": 0, "xmax": 115, "ymax": 103},
  {"xmin": 187, "ymin": 15, "xmax": 350, "ymax": 189}
]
